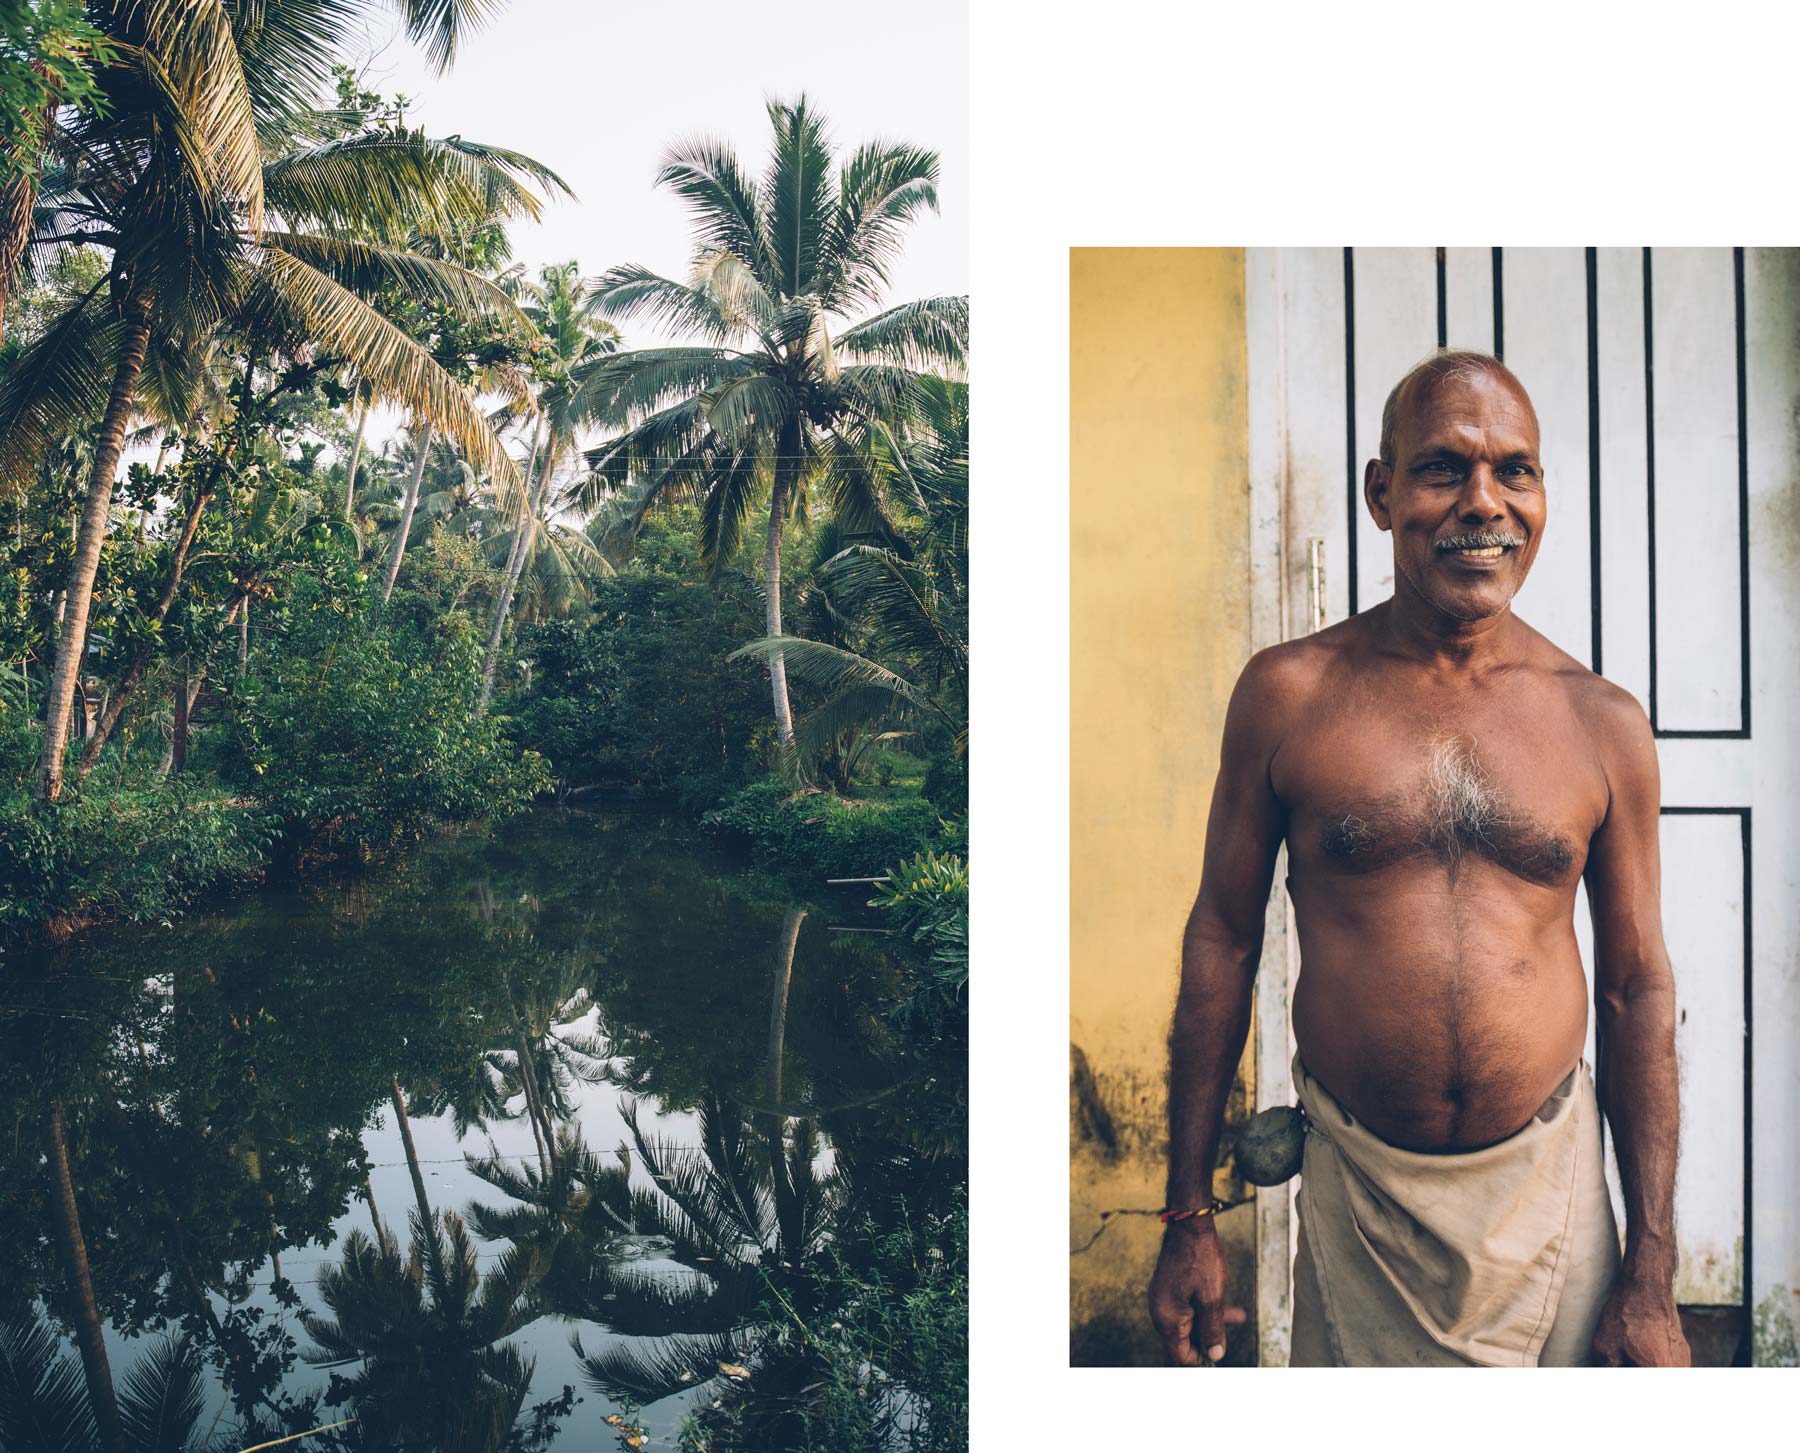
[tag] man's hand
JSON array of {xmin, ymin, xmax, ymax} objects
[
  {"xmin": 1148, "ymin": 1220, "xmax": 1247, "ymax": 1366},
  {"xmin": 1590, "ymin": 1274, "xmax": 1691, "ymax": 1367}
]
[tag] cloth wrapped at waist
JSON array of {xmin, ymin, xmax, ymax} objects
[{"xmin": 1291, "ymin": 1053, "xmax": 1620, "ymax": 1367}]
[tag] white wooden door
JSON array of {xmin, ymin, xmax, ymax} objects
[{"xmin": 1245, "ymin": 246, "xmax": 1800, "ymax": 1366}]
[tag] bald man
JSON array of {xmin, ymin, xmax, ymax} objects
[{"xmin": 1148, "ymin": 352, "xmax": 1690, "ymax": 1367}]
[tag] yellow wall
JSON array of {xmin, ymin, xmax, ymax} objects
[{"xmin": 1069, "ymin": 248, "xmax": 1253, "ymax": 1364}]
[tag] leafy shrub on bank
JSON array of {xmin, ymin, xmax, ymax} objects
[
  {"xmin": 872, "ymin": 850, "xmax": 969, "ymax": 1036},
  {"xmin": 501, "ymin": 513, "xmax": 773, "ymax": 802},
  {"xmin": 221, "ymin": 575, "xmax": 550, "ymax": 862},
  {"xmin": 677, "ymin": 1195, "xmax": 969, "ymax": 1453},
  {"xmin": 700, "ymin": 777, "xmax": 953, "ymax": 880},
  {"xmin": 0, "ymin": 772, "xmax": 273, "ymax": 937}
]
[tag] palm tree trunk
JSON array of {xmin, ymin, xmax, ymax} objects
[
  {"xmin": 390, "ymin": 1078, "xmax": 434, "ymax": 1232},
  {"xmin": 44, "ymin": 1100, "xmax": 128, "ymax": 1453},
  {"xmin": 381, "ymin": 421, "xmax": 433, "ymax": 604},
  {"xmin": 477, "ymin": 416, "xmax": 547, "ymax": 715},
  {"xmin": 342, "ymin": 403, "xmax": 369, "ymax": 521},
  {"xmin": 34, "ymin": 291, "xmax": 156, "ymax": 805},
  {"xmin": 157, "ymin": 670, "xmax": 205, "ymax": 776},
  {"xmin": 764, "ymin": 426, "xmax": 799, "ymax": 752},
  {"xmin": 238, "ymin": 598, "xmax": 249, "ymax": 675},
  {"xmin": 78, "ymin": 484, "xmax": 216, "ymax": 776}
]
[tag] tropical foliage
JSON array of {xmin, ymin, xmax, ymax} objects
[{"xmin": 2, "ymin": 6, "xmax": 967, "ymax": 1447}]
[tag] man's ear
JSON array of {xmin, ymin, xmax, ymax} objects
[{"xmin": 1364, "ymin": 459, "xmax": 1392, "ymax": 533}]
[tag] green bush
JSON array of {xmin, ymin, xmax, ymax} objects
[
  {"xmin": 0, "ymin": 780, "xmax": 274, "ymax": 937},
  {"xmin": 920, "ymin": 749, "xmax": 967, "ymax": 814},
  {"xmin": 221, "ymin": 574, "xmax": 550, "ymax": 862},
  {"xmin": 871, "ymin": 851, "xmax": 969, "ymax": 1036},
  {"xmin": 701, "ymin": 777, "xmax": 954, "ymax": 880},
  {"xmin": 500, "ymin": 512, "xmax": 772, "ymax": 801}
]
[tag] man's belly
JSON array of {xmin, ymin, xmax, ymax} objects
[{"xmin": 1289, "ymin": 872, "xmax": 1589, "ymax": 1152}]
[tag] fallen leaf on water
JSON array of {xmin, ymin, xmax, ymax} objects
[
  {"xmin": 719, "ymin": 1362, "xmax": 751, "ymax": 1380},
  {"xmin": 604, "ymin": 1414, "xmax": 623, "ymax": 1426}
]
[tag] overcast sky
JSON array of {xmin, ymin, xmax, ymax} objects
[{"xmin": 352, "ymin": 0, "xmax": 967, "ymax": 448}]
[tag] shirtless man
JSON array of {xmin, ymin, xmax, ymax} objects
[{"xmin": 1148, "ymin": 352, "xmax": 1690, "ymax": 1367}]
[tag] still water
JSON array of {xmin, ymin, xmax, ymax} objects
[{"xmin": 0, "ymin": 805, "xmax": 966, "ymax": 1451}]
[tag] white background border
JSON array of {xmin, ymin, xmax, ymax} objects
[{"xmin": 970, "ymin": 0, "xmax": 1800, "ymax": 1442}]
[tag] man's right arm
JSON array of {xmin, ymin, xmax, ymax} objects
[{"xmin": 1148, "ymin": 648, "xmax": 1292, "ymax": 1366}]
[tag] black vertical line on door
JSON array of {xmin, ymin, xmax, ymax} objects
[
  {"xmin": 1587, "ymin": 247, "xmax": 1603, "ymax": 677},
  {"xmin": 1436, "ymin": 246, "xmax": 1447, "ymax": 349},
  {"xmin": 1344, "ymin": 246, "xmax": 1359, "ymax": 616},
  {"xmin": 1644, "ymin": 247, "xmax": 1659, "ymax": 732},
  {"xmin": 1492, "ymin": 246, "xmax": 1505, "ymax": 360}
]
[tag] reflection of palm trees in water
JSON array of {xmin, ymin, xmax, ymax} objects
[
  {"xmin": 568, "ymin": 906, "xmax": 851, "ymax": 1411},
  {"xmin": 464, "ymin": 1120, "xmax": 647, "ymax": 1318},
  {"xmin": 300, "ymin": 1210, "xmax": 541, "ymax": 1453},
  {"xmin": 0, "ymin": 1305, "xmax": 214, "ymax": 1453}
]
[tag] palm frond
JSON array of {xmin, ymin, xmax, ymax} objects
[
  {"xmin": 760, "ymin": 97, "xmax": 834, "ymax": 297},
  {"xmin": 0, "ymin": 284, "xmax": 115, "ymax": 493},
  {"xmin": 585, "ymin": 265, "xmax": 731, "ymax": 344},
  {"xmin": 115, "ymin": 1334, "xmax": 205, "ymax": 1453},
  {"xmin": 836, "ymin": 295, "xmax": 968, "ymax": 370},
  {"xmin": 571, "ymin": 1329, "xmax": 749, "ymax": 1406},
  {"xmin": 259, "ymin": 231, "xmax": 527, "ymax": 324},
  {"xmin": 0, "ymin": 1305, "xmax": 97, "ymax": 1452},
  {"xmin": 248, "ymin": 247, "xmax": 517, "ymax": 486},
  {"xmin": 654, "ymin": 136, "xmax": 768, "ymax": 276},
  {"xmin": 819, "ymin": 141, "xmax": 941, "ymax": 314},
  {"xmin": 397, "ymin": 0, "xmax": 508, "ymax": 73}
]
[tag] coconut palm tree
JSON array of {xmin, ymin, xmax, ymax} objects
[
  {"xmin": 732, "ymin": 374, "xmax": 968, "ymax": 781},
  {"xmin": 0, "ymin": 0, "xmax": 511, "ymax": 335},
  {"xmin": 1, "ymin": 1, "xmax": 564, "ymax": 803},
  {"xmin": 476, "ymin": 259, "xmax": 617, "ymax": 713},
  {"xmin": 576, "ymin": 95, "xmax": 967, "ymax": 751}
]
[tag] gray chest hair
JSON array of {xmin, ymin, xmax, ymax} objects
[{"xmin": 1317, "ymin": 735, "xmax": 1576, "ymax": 885}]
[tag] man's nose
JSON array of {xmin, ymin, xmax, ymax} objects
[{"xmin": 1456, "ymin": 464, "xmax": 1504, "ymax": 521}]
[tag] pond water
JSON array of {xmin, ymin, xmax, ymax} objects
[{"xmin": 0, "ymin": 805, "xmax": 967, "ymax": 1451}]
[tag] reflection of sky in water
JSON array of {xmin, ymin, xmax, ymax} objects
[{"xmin": 12, "ymin": 804, "xmax": 921, "ymax": 1450}]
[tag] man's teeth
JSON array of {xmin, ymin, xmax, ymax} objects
[{"xmin": 1453, "ymin": 545, "xmax": 1505, "ymax": 557}]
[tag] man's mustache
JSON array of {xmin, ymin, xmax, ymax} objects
[{"xmin": 1435, "ymin": 530, "xmax": 1524, "ymax": 551}]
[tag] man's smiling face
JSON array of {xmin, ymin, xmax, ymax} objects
[{"xmin": 1366, "ymin": 364, "xmax": 1546, "ymax": 623}]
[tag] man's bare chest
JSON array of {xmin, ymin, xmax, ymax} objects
[{"xmin": 1271, "ymin": 700, "xmax": 1605, "ymax": 888}]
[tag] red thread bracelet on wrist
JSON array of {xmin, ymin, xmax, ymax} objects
[{"xmin": 1158, "ymin": 1199, "xmax": 1227, "ymax": 1224}]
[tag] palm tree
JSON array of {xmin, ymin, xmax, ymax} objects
[
  {"xmin": 0, "ymin": 0, "xmax": 510, "ymax": 334},
  {"xmin": 302, "ymin": 1210, "xmax": 542, "ymax": 1453},
  {"xmin": 732, "ymin": 374, "xmax": 968, "ymax": 781},
  {"xmin": 576, "ymin": 95, "xmax": 967, "ymax": 751},
  {"xmin": 477, "ymin": 259, "xmax": 617, "ymax": 713},
  {"xmin": 1, "ymin": 2, "xmax": 565, "ymax": 803}
]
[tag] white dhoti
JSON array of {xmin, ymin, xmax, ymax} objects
[{"xmin": 1289, "ymin": 1055, "xmax": 1621, "ymax": 1367}]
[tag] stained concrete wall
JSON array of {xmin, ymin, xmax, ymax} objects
[{"xmin": 1069, "ymin": 248, "xmax": 1254, "ymax": 1365}]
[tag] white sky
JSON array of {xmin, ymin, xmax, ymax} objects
[{"xmin": 350, "ymin": 0, "xmax": 968, "ymax": 450}]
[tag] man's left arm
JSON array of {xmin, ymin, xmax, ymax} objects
[{"xmin": 1583, "ymin": 688, "xmax": 1690, "ymax": 1367}]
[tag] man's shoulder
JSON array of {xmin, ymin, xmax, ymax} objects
[
  {"xmin": 1234, "ymin": 626, "xmax": 1348, "ymax": 707},
  {"xmin": 1511, "ymin": 621, "xmax": 1653, "ymax": 750}
]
